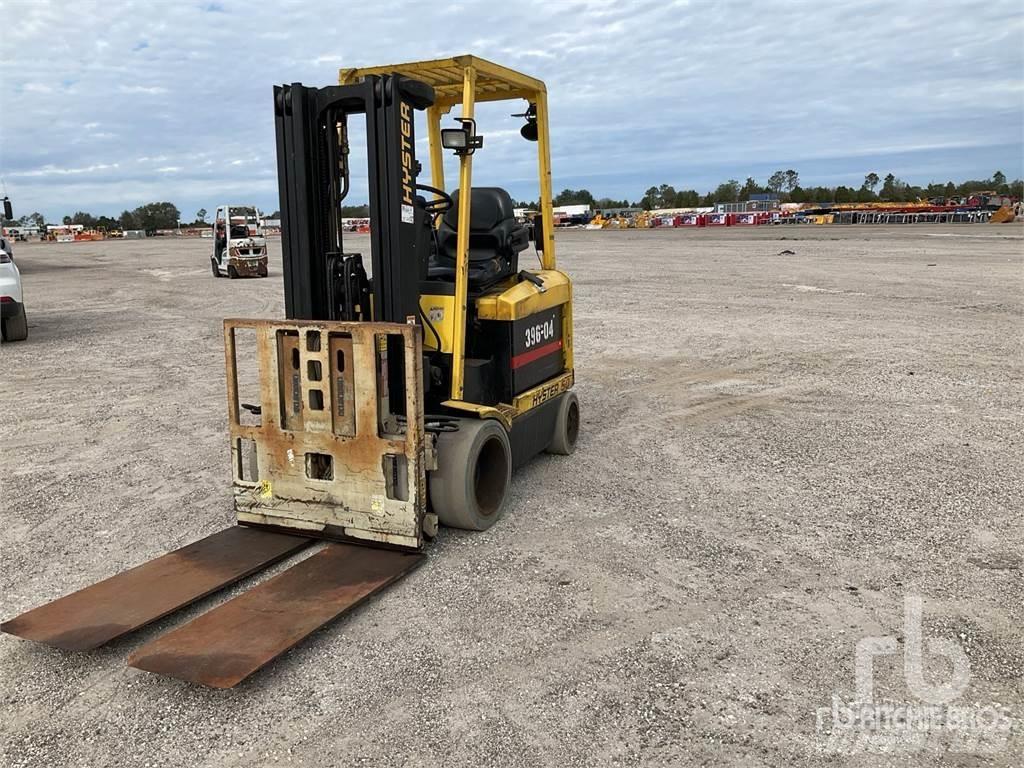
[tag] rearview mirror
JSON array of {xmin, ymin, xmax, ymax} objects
[{"xmin": 2, "ymin": 198, "xmax": 11, "ymax": 221}]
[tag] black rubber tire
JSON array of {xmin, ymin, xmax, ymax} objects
[
  {"xmin": 2, "ymin": 304, "xmax": 28, "ymax": 342},
  {"xmin": 429, "ymin": 418, "xmax": 512, "ymax": 531},
  {"xmin": 211, "ymin": 258, "xmax": 222, "ymax": 277},
  {"xmin": 227, "ymin": 265, "xmax": 239, "ymax": 279},
  {"xmin": 546, "ymin": 391, "xmax": 579, "ymax": 455}
]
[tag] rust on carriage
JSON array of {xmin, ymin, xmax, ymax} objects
[{"xmin": 223, "ymin": 318, "xmax": 429, "ymax": 551}]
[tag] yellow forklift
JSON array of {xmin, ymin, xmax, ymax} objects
[{"xmin": 2, "ymin": 56, "xmax": 579, "ymax": 687}]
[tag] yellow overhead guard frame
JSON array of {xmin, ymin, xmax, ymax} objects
[{"xmin": 339, "ymin": 55, "xmax": 560, "ymax": 405}]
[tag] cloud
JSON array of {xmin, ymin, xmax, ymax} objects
[
  {"xmin": 10, "ymin": 163, "xmax": 121, "ymax": 177},
  {"xmin": 1, "ymin": 0, "xmax": 1021, "ymax": 220},
  {"xmin": 118, "ymin": 85, "xmax": 169, "ymax": 94}
]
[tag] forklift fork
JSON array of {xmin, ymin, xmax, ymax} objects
[{"xmin": 1, "ymin": 318, "xmax": 433, "ymax": 687}]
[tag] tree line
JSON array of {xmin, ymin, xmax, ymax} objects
[
  {"xmin": 2, "ymin": 202, "xmax": 368, "ymax": 231},
  {"xmin": 6, "ymin": 170, "xmax": 1020, "ymax": 230},
  {"xmin": 517, "ymin": 170, "xmax": 1023, "ymax": 210},
  {"xmin": 5, "ymin": 202, "xmax": 186, "ymax": 232}
]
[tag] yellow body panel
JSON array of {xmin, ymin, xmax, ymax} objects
[
  {"xmin": 475, "ymin": 270, "xmax": 571, "ymax": 321},
  {"xmin": 440, "ymin": 399, "xmax": 516, "ymax": 429},
  {"xmin": 512, "ymin": 370, "xmax": 574, "ymax": 413},
  {"xmin": 420, "ymin": 294, "xmax": 456, "ymax": 353},
  {"xmin": 442, "ymin": 370, "xmax": 573, "ymax": 429},
  {"xmin": 560, "ymin": 289, "xmax": 575, "ymax": 372}
]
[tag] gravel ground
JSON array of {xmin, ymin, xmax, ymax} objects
[{"xmin": 1, "ymin": 225, "xmax": 1022, "ymax": 767}]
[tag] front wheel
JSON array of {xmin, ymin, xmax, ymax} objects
[
  {"xmin": 211, "ymin": 258, "xmax": 222, "ymax": 277},
  {"xmin": 429, "ymin": 418, "xmax": 512, "ymax": 531},
  {"xmin": 2, "ymin": 305, "xmax": 28, "ymax": 342}
]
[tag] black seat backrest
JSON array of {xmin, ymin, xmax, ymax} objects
[
  {"xmin": 437, "ymin": 187, "xmax": 528, "ymax": 261},
  {"xmin": 442, "ymin": 187, "xmax": 516, "ymax": 235},
  {"xmin": 430, "ymin": 187, "xmax": 529, "ymax": 289}
]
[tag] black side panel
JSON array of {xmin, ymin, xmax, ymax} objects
[
  {"xmin": 463, "ymin": 358, "xmax": 499, "ymax": 405},
  {"xmin": 509, "ymin": 395, "xmax": 561, "ymax": 470},
  {"xmin": 511, "ymin": 306, "xmax": 564, "ymax": 395}
]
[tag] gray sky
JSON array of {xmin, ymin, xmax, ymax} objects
[{"xmin": 2, "ymin": 0, "xmax": 1022, "ymax": 221}]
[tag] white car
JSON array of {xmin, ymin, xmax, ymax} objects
[{"xmin": 0, "ymin": 234, "xmax": 28, "ymax": 341}]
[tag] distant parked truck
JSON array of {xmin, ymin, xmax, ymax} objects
[{"xmin": 211, "ymin": 205, "xmax": 268, "ymax": 278}]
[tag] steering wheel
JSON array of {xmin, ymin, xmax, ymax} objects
[{"xmin": 415, "ymin": 184, "xmax": 453, "ymax": 216}]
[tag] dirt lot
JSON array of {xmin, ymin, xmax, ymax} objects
[{"xmin": 1, "ymin": 226, "xmax": 1022, "ymax": 767}]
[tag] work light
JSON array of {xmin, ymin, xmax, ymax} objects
[{"xmin": 441, "ymin": 118, "xmax": 483, "ymax": 155}]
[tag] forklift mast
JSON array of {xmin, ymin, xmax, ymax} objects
[{"xmin": 273, "ymin": 75, "xmax": 435, "ymax": 323}]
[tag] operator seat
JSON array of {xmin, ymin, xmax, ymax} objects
[{"xmin": 429, "ymin": 187, "xmax": 529, "ymax": 290}]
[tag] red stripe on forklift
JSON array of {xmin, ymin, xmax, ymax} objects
[{"xmin": 511, "ymin": 339, "xmax": 562, "ymax": 370}]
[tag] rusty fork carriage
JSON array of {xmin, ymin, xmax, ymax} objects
[{"xmin": 225, "ymin": 318, "xmax": 435, "ymax": 551}]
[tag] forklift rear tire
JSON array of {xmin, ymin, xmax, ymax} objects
[
  {"xmin": 228, "ymin": 265, "xmax": 239, "ymax": 279},
  {"xmin": 430, "ymin": 418, "xmax": 512, "ymax": 531},
  {"xmin": 546, "ymin": 391, "xmax": 579, "ymax": 455},
  {"xmin": 211, "ymin": 259, "xmax": 222, "ymax": 277}
]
